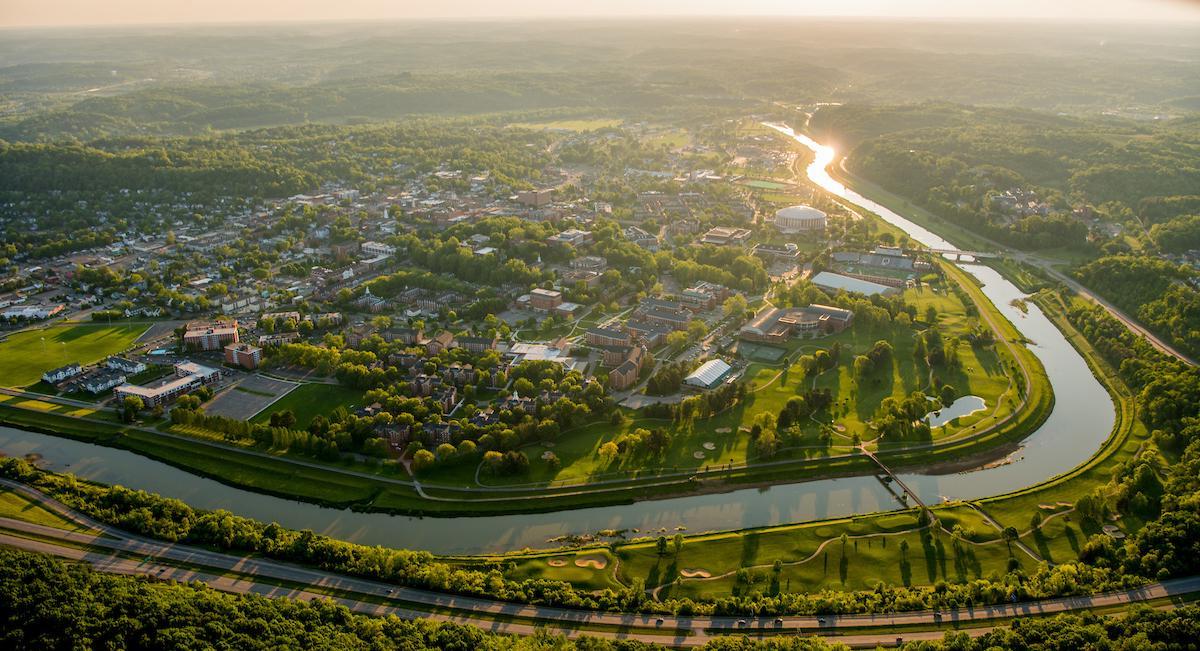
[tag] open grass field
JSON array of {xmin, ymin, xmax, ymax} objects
[
  {"xmin": 0, "ymin": 393, "xmax": 104, "ymax": 420},
  {"xmin": 249, "ymin": 383, "xmax": 364, "ymax": 428},
  {"xmin": 0, "ymin": 323, "xmax": 147, "ymax": 387},
  {"xmin": 0, "ymin": 487, "xmax": 93, "ymax": 532},
  {"xmin": 482, "ymin": 290, "xmax": 1132, "ymax": 598}
]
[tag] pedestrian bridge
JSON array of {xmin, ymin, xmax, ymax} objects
[{"xmin": 926, "ymin": 248, "xmax": 1001, "ymax": 259}]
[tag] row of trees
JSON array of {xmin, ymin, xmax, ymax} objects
[{"xmin": 7, "ymin": 545, "xmax": 1199, "ymax": 650}]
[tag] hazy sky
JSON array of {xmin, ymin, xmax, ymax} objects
[{"xmin": 2, "ymin": 0, "xmax": 1198, "ymax": 28}]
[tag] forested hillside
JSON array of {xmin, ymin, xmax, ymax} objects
[
  {"xmin": 1073, "ymin": 256, "xmax": 1200, "ymax": 359},
  {"xmin": 810, "ymin": 104, "xmax": 1200, "ymax": 250},
  {"xmin": 2, "ymin": 20, "xmax": 1198, "ymax": 140}
]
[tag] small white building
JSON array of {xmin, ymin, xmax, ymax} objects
[
  {"xmin": 684, "ymin": 359, "xmax": 733, "ymax": 390},
  {"xmin": 42, "ymin": 363, "xmax": 82, "ymax": 384},
  {"xmin": 361, "ymin": 241, "xmax": 397, "ymax": 257}
]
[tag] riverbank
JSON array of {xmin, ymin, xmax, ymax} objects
[{"xmin": 0, "ymin": 129, "xmax": 1110, "ymax": 556}]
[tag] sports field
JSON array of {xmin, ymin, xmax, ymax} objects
[
  {"xmin": 735, "ymin": 341, "xmax": 786, "ymax": 362},
  {"xmin": 249, "ymin": 382, "xmax": 365, "ymax": 428},
  {"xmin": 0, "ymin": 324, "xmax": 148, "ymax": 387}
]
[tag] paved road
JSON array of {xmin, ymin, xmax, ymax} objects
[
  {"xmin": 1008, "ymin": 251, "xmax": 1198, "ymax": 367},
  {"xmin": 1, "ymin": 478, "xmax": 1198, "ymax": 648}
]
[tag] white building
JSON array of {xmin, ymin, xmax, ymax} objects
[
  {"xmin": 2, "ymin": 304, "xmax": 65, "ymax": 321},
  {"xmin": 774, "ymin": 205, "xmax": 827, "ymax": 233},
  {"xmin": 361, "ymin": 241, "xmax": 397, "ymax": 257},
  {"xmin": 684, "ymin": 359, "xmax": 733, "ymax": 390},
  {"xmin": 43, "ymin": 363, "xmax": 82, "ymax": 384},
  {"xmin": 811, "ymin": 271, "xmax": 897, "ymax": 296},
  {"xmin": 105, "ymin": 356, "xmax": 147, "ymax": 374}
]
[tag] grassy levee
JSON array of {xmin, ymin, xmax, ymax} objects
[
  {"xmin": 0, "ymin": 249, "xmax": 1053, "ymax": 517},
  {"xmin": 973, "ymin": 292, "xmax": 1147, "ymax": 531},
  {"xmin": 0, "ymin": 487, "xmax": 94, "ymax": 531},
  {"xmin": 486, "ymin": 292, "xmax": 1135, "ymax": 596}
]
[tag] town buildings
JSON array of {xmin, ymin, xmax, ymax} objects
[
  {"xmin": 700, "ymin": 226, "xmax": 752, "ymax": 246},
  {"xmin": 684, "ymin": 359, "xmax": 734, "ymax": 390},
  {"xmin": 224, "ymin": 343, "xmax": 263, "ymax": 370},
  {"xmin": 586, "ymin": 326, "xmax": 631, "ymax": 347},
  {"xmin": 42, "ymin": 363, "xmax": 82, "ymax": 384},
  {"xmin": 105, "ymin": 356, "xmax": 147, "ymax": 375},
  {"xmin": 739, "ymin": 304, "xmax": 855, "ymax": 344},
  {"xmin": 528, "ymin": 288, "xmax": 564, "ymax": 311},
  {"xmin": 183, "ymin": 320, "xmax": 240, "ymax": 351},
  {"xmin": 361, "ymin": 241, "xmax": 397, "ymax": 257},
  {"xmin": 114, "ymin": 361, "xmax": 221, "ymax": 408},
  {"xmin": 811, "ymin": 271, "xmax": 898, "ymax": 297},
  {"xmin": 547, "ymin": 229, "xmax": 593, "ymax": 247},
  {"xmin": 517, "ymin": 189, "xmax": 553, "ymax": 207}
]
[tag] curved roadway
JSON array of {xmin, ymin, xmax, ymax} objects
[{"xmin": 1, "ymin": 478, "xmax": 1197, "ymax": 648}]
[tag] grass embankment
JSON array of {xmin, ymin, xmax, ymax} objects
[
  {"xmin": 465, "ymin": 290, "xmax": 1134, "ymax": 598},
  {"xmin": 0, "ymin": 323, "xmax": 148, "ymax": 388},
  {"xmin": 971, "ymin": 291, "xmax": 1149, "ymax": 547},
  {"xmin": 0, "ymin": 488, "xmax": 93, "ymax": 531},
  {"xmin": 0, "ymin": 253, "xmax": 1050, "ymax": 518}
]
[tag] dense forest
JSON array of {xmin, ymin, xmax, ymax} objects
[
  {"xmin": 2, "ymin": 547, "xmax": 1199, "ymax": 650},
  {"xmin": 0, "ymin": 120, "xmax": 555, "ymax": 198},
  {"xmin": 809, "ymin": 104, "xmax": 1200, "ymax": 250},
  {"xmin": 1073, "ymin": 256, "xmax": 1200, "ymax": 359},
  {"xmin": 1057, "ymin": 295, "xmax": 1200, "ymax": 578}
]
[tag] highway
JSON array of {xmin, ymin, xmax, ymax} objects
[{"xmin": 2, "ymin": 477, "xmax": 1198, "ymax": 648}]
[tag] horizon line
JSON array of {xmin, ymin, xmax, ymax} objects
[{"xmin": 4, "ymin": 13, "xmax": 1200, "ymax": 31}]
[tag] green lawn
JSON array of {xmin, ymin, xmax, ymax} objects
[
  {"xmin": 0, "ymin": 487, "xmax": 93, "ymax": 531},
  {"xmin": 480, "ymin": 289, "xmax": 1131, "ymax": 598},
  {"xmin": 249, "ymin": 383, "xmax": 365, "ymax": 427},
  {"xmin": 0, "ymin": 324, "xmax": 147, "ymax": 387},
  {"xmin": 451, "ymin": 277, "xmax": 1016, "ymax": 489}
]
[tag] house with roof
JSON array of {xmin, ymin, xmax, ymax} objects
[
  {"xmin": 426, "ymin": 331, "xmax": 456, "ymax": 355},
  {"xmin": 43, "ymin": 363, "xmax": 82, "ymax": 384}
]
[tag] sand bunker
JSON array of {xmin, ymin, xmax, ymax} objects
[
  {"xmin": 715, "ymin": 427, "xmax": 732, "ymax": 434},
  {"xmin": 679, "ymin": 568, "xmax": 712, "ymax": 579},
  {"xmin": 541, "ymin": 451, "xmax": 556, "ymax": 460},
  {"xmin": 693, "ymin": 451, "xmax": 706, "ymax": 459},
  {"xmin": 702, "ymin": 442, "xmax": 716, "ymax": 450},
  {"xmin": 574, "ymin": 555, "xmax": 608, "ymax": 570},
  {"xmin": 833, "ymin": 424, "xmax": 846, "ymax": 432},
  {"xmin": 547, "ymin": 558, "xmax": 569, "ymax": 567}
]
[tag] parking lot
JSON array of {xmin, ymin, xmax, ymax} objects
[{"xmin": 203, "ymin": 374, "xmax": 298, "ymax": 420}]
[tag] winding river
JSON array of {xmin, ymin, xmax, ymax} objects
[{"xmin": 0, "ymin": 125, "xmax": 1114, "ymax": 555}]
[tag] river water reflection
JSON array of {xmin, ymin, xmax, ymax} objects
[{"xmin": 0, "ymin": 126, "xmax": 1114, "ymax": 554}]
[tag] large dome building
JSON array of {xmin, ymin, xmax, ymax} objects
[{"xmin": 774, "ymin": 205, "xmax": 827, "ymax": 234}]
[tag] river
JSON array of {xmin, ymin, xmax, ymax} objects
[{"xmin": 0, "ymin": 126, "xmax": 1114, "ymax": 555}]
